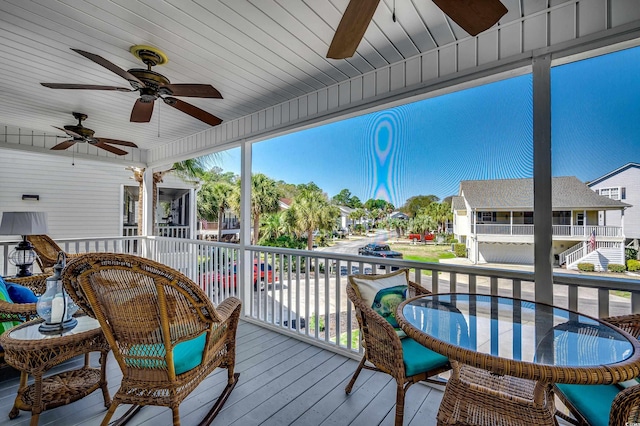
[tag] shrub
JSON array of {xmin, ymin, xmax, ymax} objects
[
  {"xmin": 453, "ymin": 243, "xmax": 467, "ymax": 258},
  {"xmin": 628, "ymin": 259, "xmax": 640, "ymax": 272},
  {"xmin": 577, "ymin": 263, "xmax": 595, "ymax": 272},
  {"xmin": 626, "ymin": 248, "xmax": 638, "ymax": 261},
  {"xmin": 607, "ymin": 263, "xmax": 626, "ymax": 273},
  {"xmin": 308, "ymin": 313, "xmax": 325, "ymax": 331}
]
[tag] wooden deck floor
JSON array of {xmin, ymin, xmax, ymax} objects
[{"xmin": 0, "ymin": 321, "xmax": 445, "ymax": 426}]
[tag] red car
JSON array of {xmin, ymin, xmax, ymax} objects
[{"xmin": 199, "ymin": 261, "xmax": 277, "ymax": 291}]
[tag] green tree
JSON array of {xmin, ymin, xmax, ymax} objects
[
  {"xmin": 249, "ymin": 173, "xmax": 281, "ymax": 245},
  {"xmin": 288, "ymin": 188, "xmax": 340, "ymax": 250},
  {"xmin": 259, "ymin": 212, "xmax": 286, "ymax": 242},
  {"xmin": 363, "ymin": 198, "xmax": 388, "ymax": 211},
  {"xmin": 401, "ymin": 195, "xmax": 440, "ymax": 218},
  {"xmin": 427, "ymin": 202, "xmax": 453, "ymax": 233}
]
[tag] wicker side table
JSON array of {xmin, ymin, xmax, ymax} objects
[{"xmin": 0, "ymin": 316, "xmax": 111, "ymax": 426}]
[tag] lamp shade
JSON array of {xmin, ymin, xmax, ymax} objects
[{"xmin": 0, "ymin": 212, "xmax": 49, "ymax": 235}]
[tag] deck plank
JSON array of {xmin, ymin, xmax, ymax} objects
[{"xmin": 0, "ymin": 321, "xmax": 442, "ymax": 426}]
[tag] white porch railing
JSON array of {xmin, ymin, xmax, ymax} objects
[
  {"xmin": 3, "ymin": 236, "xmax": 639, "ymax": 360},
  {"xmin": 474, "ymin": 224, "xmax": 622, "ymax": 237}
]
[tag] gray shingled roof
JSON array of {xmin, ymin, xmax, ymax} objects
[
  {"xmin": 451, "ymin": 196, "xmax": 466, "ymax": 211},
  {"xmin": 459, "ymin": 176, "xmax": 629, "ymax": 210}
]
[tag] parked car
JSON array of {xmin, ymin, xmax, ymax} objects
[
  {"xmin": 407, "ymin": 232, "xmax": 435, "ymax": 242},
  {"xmin": 199, "ymin": 260, "xmax": 277, "ymax": 291},
  {"xmin": 358, "ymin": 243, "xmax": 403, "ymax": 260}
]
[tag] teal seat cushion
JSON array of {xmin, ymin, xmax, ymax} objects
[
  {"xmin": 401, "ymin": 337, "xmax": 449, "ymax": 377},
  {"xmin": 125, "ymin": 332, "xmax": 207, "ymax": 375},
  {"xmin": 556, "ymin": 383, "xmax": 619, "ymax": 426}
]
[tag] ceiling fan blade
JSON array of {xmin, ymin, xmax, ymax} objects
[
  {"xmin": 327, "ymin": 0, "xmax": 381, "ymax": 59},
  {"xmin": 95, "ymin": 138, "xmax": 138, "ymax": 148},
  {"xmin": 71, "ymin": 49, "xmax": 145, "ymax": 87},
  {"xmin": 93, "ymin": 141, "xmax": 128, "ymax": 156},
  {"xmin": 130, "ymin": 99, "xmax": 155, "ymax": 123},
  {"xmin": 432, "ymin": 0, "xmax": 508, "ymax": 36},
  {"xmin": 40, "ymin": 83, "xmax": 133, "ymax": 92},
  {"xmin": 162, "ymin": 84, "xmax": 223, "ymax": 98},
  {"xmin": 52, "ymin": 125, "xmax": 82, "ymax": 138},
  {"xmin": 163, "ymin": 97, "xmax": 222, "ymax": 127},
  {"xmin": 50, "ymin": 140, "xmax": 78, "ymax": 150}
]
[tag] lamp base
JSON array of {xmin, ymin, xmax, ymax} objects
[{"xmin": 38, "ymin": 318, "xmax": 78, "ymax": 334}]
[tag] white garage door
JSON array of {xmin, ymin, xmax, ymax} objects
[{"xmin": 478, "ymin": 243, "xmax": 534, "ymax": 264}]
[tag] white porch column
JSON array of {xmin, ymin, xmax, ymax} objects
[
  {"xmin": 189, "ymin": 185, "xmax": 200, "ymax": 239},
  {"xmin": 141, "ymin": 168, "xmax": 155, "ymax": 237},
  {"xmin": 239, "ymin": 141, "xmax": 252, "ymax": 315},
  {"xmin": 533, "ymin": 55, "xmax": 553, "ymax": 305}
]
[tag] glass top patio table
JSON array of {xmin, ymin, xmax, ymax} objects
[{"xmin": 397, "ymin": 293, "xmax": 640, "ymax": 384}]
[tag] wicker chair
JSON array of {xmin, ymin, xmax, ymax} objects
[
  {"xmin": 346, "ymin": 269, "xmax": 451, "ymax": 426},
  {"xmin": 0, "ymin": 274, "xmax": 50, "ymax": 365},
  {"xmin": 61, "ymin": 253, "xmax": 242, "ymax": 426},
  {"xmin": 543, "ymin": 315, "xmax": 640, "ymax": 426},
  {"xmin": 26, "ymin": 234, "xmax": 81, "ymax": 274}
]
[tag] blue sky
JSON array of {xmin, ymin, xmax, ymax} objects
[{"xmin": 214, "ymin": 46, "xmax": 640, "ymax": 208}]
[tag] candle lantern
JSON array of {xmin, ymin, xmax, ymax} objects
[{"xmin": 36, "ymin": 252, "xmax": 78, "ymax": 333}]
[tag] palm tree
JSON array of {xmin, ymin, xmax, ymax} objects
[
  {"xmin": 239, "ymin": 173, "xmax": 281, "ymax": 244},
  {"xmin": 210, "ymin": 181, "xmax": 234, "ymax": 241},
  {"xmin": 260, "ymin": 212, "xmax": 286, "ymax": 242},
  {"xmin": 427, "ymin": 202, "xmax": 453, "ymax": 233},
  {"xmin": 288, "ymin": 188, "xmax": 340, "ymax": 250}
]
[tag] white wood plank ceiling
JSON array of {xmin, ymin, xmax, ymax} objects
[{"xmin": 0, "ymin": 0, "xmax": 639, "ymax": 164}]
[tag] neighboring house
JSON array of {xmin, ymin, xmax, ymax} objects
[
  {"xmin": 390, "ymin": 211, "xmax": 409, "ymax": 221},
  {"xmin": 337, "ymin": 205, "xmax": 354, "ymax": 231},
  {"xmin": 587, "ymin": 163, "xmax": 640, "ymax": 248},
  {"xmin": 452, "ymin": 177, "xmax": 629, "ymax": 271}
]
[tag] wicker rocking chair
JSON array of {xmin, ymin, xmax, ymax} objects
[
  {"xmin": 346, "ymin": 269, "xmax": 451, "ymax": 426},
  {"xmin": 26, "ymin": 235, "xmax": 81, "ymax": 274},
  {"xmin": 62, "ymin": 253, "xmax": 241, "ymax": 426}
]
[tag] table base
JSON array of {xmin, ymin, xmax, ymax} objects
[
  {"xmin": 437, "ymin": 364, "xmax": 556, "ymax": 426},
  {"xmin": 9, "ymin": 366, "xmax": 110, "ymax": 424}
]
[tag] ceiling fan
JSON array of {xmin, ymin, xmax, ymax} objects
[
  {"xmin": 41, "ymin": 45, "xmax": 223, "ymax": 127},
  {"xmin": 327, "ymin": 0, "xmax": 508, "ymax": 59},
  {"xmin": 51, "ymin": 112, "xmax": 138, "ymax": 156}
]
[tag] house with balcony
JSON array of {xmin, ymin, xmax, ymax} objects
[
  {"xmin": 452, "ymin": 177, "xmax": 629, "ymax": 270},
  {"xmin": 588, "ymin": 162, "xmax": 640, "ymax": 249}
]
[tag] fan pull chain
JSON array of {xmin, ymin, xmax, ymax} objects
[
  {"xmin": 158, "ymin": 103, "xmax": 161, "ymax": 137},
  {"xmin": 392, "ymin": 0, "xmax": 396, "ymax": 22},
  {"xmin": 72, "ymin": 147, "xmax": 75, "ymax": 166}
]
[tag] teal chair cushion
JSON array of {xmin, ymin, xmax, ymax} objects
[
  {"xmin": 401, "ymin": 337, "xmax": 449, "ymax": 377},
  {"xmin": 126, "ymin": 332, "xmax": 207, "ymax": 375},
  {"xmin": 556, "ymin": 383, "xmax": 619, "ymax": 426}
]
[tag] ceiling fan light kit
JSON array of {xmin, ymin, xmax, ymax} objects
[{"xmin": 41, "ymin": 45, "xmax": 223, "ymax": 127}]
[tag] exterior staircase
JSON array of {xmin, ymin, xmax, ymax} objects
[{"xmin": 562, "ymin": 241, "xmax": 624, "ymax": 271}]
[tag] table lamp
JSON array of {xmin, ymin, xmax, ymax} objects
[{"xmin": 0, "ymin": 211, "xmax": 48, "ymax": 277}]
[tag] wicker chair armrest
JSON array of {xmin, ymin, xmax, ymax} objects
[
  {"xmin": 0, "ymin": 299, "xmax": 38, "ymax": 321},
  {"xmin": 609, "ymin": 384, "xmax": 640, "ymax": 426},
  {"xmin": 408, "ymin": 280, "xmax": 431, "ymax": 297},
  {"xmin": 603, "ymin": 314, "xmax": 640, "ymax": 340},
  {"xmin": 215, "ymin": 297, "xmax": 242, "ymax": 324},
  {"xmin": 5, "ymin": 273, "xmax": 50, "ymax": 296}
]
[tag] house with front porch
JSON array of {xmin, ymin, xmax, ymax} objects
[{"xmin": 452, "ymin": 176, "xmax": 629, "ymax": 270}]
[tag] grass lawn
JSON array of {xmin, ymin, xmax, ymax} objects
[{"xmin": 387, "ymin": 243, "xmax": 456, "ymax": 275}]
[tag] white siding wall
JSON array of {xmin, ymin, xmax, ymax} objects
[
  {"xmin": 590, "ymin": 166, "xmax": 640, "ymax": 240},
  {"xmin": 0, "ymin": 149, "xmax": 132, "ymax": 239}
]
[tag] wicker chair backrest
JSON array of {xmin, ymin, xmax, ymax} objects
[
  {"xmin": 62, "ymin": 253, "xmax": 222, "ymax": 378},
  {"xmin": 26, "ymin": 234, "xmax": 63, "ymax": 270}
]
